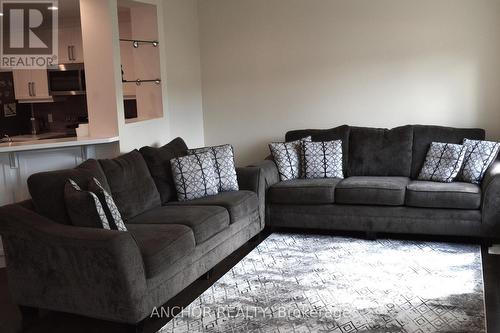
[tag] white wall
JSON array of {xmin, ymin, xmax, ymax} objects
[
  {"xmin": 164, "ymin": 0, "xmax": 205, "ymax": 148},
  {"xmin": 198, "ymin": 0, "xmax": 500, "ymax": 166}
]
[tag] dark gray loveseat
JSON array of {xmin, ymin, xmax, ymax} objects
[
  {"xmin": 255, "ymin": 125, "xmax": 500, "ymax": 238},
  {"xmin": 0, "ymin": 138, "xmax": 265, "ymax": 327}
]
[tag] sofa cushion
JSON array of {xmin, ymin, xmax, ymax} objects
[
  {"xmin": 99, "ymin": 150, "xmax": 161, "ymax": 220},
  {"xmin": 336, "ymin": 176, "xmax": 410, "ymax": 206},
  {"xmin": 348, "ymin": 126, "xmax": 413, "ymax": 177},
  {"xmin": 286, "ymin": 125, "xmax": 350, "ymax": 171},
  {"xmin": 269, "ymin": 178, "xmax": 341, "ymax": 204},
  {"xmin": 139, "ymin": 137, "xmax": 189, "ymax": 204},
  {"xmin": 27, "ymin": 159, "xmax": 109, "ymax": 225},
  {"xmin": 303, "ymin": 140, "xmax": 344, "ymax": 179},
  {"xmin": 411, "ymin": 125, "xmax": 485, "ymax": 179},
  {"xmin": 169, "ymin": 190, "xmax": 258, "ymax": 223},
  {"xmin": 126, "ymin": 224, "xmax": 195, "ymax": 278},
  {"xmin": 417, "ymin": 142, "xmax": 467, "ymax": 183},
  {"xmin": 405, "ymin": 181, "xmax": 481, "ymax": 210},
  {"xmin": 127, "ymin": 205, "xmax": 230, "ymax": 244}
]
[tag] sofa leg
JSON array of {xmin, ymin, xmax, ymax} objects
[
  {"xmin": 19, "ymin": 305, "xmax": 39, "ymax": 329},
  {"xmin": 365, "ymin": 231, "xmax": 377, "ymax": 240},
  {"xmin": 200, "ymin": 268, "xmax": 213, "ymax": 280},
  {"xmin": 126, "ymin": 320, "xmax": 145, "ymax": 333},
  {"xmin": 249, "ymin": 234, "xmax": 260, "ymax": 243}
]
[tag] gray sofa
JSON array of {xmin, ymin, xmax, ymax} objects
[
  {"xmin": 255, "ymin": 125, "xmax": 500, "ymax": 238},
  {"xmin": 0, "ymin": 138, "xmax": 265, "ymax": 328}
]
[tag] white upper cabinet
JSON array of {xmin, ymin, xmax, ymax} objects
[
  {"xmin": 58, "ymin": 3, "xmax": 84, "ymax": 64},
  {"xmin": 12, "ymin": 69, "xmax": 51, "ymax": 101},
  {"xmin": 12, "ymin": 70, "xmax": 31, "ymax": 100}
]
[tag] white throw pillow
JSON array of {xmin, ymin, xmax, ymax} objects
[
  {"xmin": 188, "ymin": 144, "xmax": 239, "ymax": 192},
  {"xmin": 418, "ymin": 142, "xmax": 466, "ymax": 183},
  {"xmin": 459, "ymin": 139, "xmax": 500, "ymax": 184},
  {"xmin": 170, "ymin": 152, "xmax": 219, "ymax": 201},
  {"xmin": 269, "ymin": 136, "xmax": 311, "ymax": 181},
  {"xmin": 89, "ymin": 177, "xmax": 127, "ymax": 231},
  {"xmin": 303, "ymin": 140, "xmax": 344, "ymax": 179}
]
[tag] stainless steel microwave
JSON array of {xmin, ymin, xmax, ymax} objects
[{"xmin": 48, "ymin": 63, "xmax": 86, "ymax": 96}]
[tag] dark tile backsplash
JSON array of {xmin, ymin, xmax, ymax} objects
[{"xmin": 0, "ymin": 95, "xmax": 88, "ymax": 137}]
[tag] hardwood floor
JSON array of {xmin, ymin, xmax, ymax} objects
[{"xmin": 0, "ymin": 230, "xmax": 498, "ymax": 333}]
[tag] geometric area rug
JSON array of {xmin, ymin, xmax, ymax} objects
[{"xmin": 160, "ymin": 233, "xmax": 486, "ymax": 333}]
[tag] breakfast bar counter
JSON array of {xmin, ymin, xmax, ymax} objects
[
  {"xmin": 0, "ymin": 135, "xmax": 119, "ymax": 207},
  {"xmin": 0, "ymin": 135, "xmax": 119, "ymax": 153}
]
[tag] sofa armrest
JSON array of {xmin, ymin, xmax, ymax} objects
[
  {"xmin": 481, "ymin": 161, "xmax": 500, "ymax": 236},
  {"xmin": 237, "ymin": 166, "xmax": 265, "ymax": 228},
  {"xmin": 0, "ymin": 204, "xmax": 148, "ymax": 323},
  {"xmin": 248, "ymin": 159, "xmax": 280, "ymax": 189},
  {"xmin": 245, "ymin": 159, "xmax": 281, "ymax": 227}
]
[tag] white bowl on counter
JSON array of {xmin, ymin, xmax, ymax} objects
[{"xmin": 76, "ymin": 124, "xmax": 89, "ymax": 137}]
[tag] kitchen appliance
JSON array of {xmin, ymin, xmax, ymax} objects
[{"xmin": 48, "ymin": 63, "xmax": 86, "ymax": 96}]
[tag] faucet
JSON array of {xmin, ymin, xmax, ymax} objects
[{"xmin": 1, "ymin": 134, "xmax": 12, "ymax": 143}]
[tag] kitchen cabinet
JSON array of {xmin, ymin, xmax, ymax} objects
[
  {"xmin": 58, "ymin": 15, "xmax": 84, "ymax": 64},
  {"xmin": 12, "ymin": 69, "xmax": 51, "ymax": 101}
]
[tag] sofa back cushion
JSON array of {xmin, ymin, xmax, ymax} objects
[
  {"xmin": 348, "ymin": 125, "xmax": 414, "ymax": 177},
  {"xmin": 27, "ymin": 159, "xmax": 109, "ymax": 225},
  {"xmin": 285, "ymin": 125, "xmax": 350, "ymax": 170},
  {"xmin": 99, "ymin": 150, "xmax": 161, "ymax": 220},
  {"xmin": 411, "ymin": 125, "xmax": 485, "ymax": 179},
  {"xmin": 139, "ymin": 137, "xmax": 188, "ymax": 204}
]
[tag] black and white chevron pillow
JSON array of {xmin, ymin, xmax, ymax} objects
[
  {"xmin": 171, "ymin": 152, "xmax": 219, "ymax": 201},
  {"xmin": 269, "ymin": 136, "xmax": 311, "ymax": 181},
  {"xmin": 89, "ymin": 178, "xmax": 127, "ymax": 231},
  {"xmin": 303, "ymin": 140, "xmax": 344, "ymax": 179},
  {"xmin": 418, "ymin": 142, "xmax": 467, "ymax": 183},
  {"xmin": 188, "ymin": 144, "xmax": 238, "ymax": 192},
  {"xmin": 459, "ymin": 139, "xmax": 500, "ymax": 184}
]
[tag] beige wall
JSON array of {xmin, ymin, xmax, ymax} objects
[
  {"xmin": 164, "ymin": 0, "xmax": 205, "ymax": 148},
  {"xmin": 117, "ymin": 0, "xmax": 205, "ymax": 151},
  {"xmin": 80, "ymin": 0, "xmax": 204, "ymax": 155},
  {"xmin": 198, "ymin": 0, "xmax": 500, "ymax": 166}
]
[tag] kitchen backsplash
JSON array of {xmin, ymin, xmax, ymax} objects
[{"xmin": 1, "ymin": 94, "xmax": 88, "ymax": 137}]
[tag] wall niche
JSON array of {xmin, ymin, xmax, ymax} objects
[{"xmin": 117, "ymin": 0, "xmax": 162, "ymax": 123}]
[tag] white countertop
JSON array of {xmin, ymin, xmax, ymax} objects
[{"xmin": 0, "ymin": 135, "xmax": 119, "ymax": 153}]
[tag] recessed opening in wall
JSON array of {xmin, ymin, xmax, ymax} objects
[{"xmin": 117, "ymin": 0, "xmax": 163, "ymax": 123}]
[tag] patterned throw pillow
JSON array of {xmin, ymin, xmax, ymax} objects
[
  {"xmin": 418, "ymin": 142, "xmax": 467, "ymax": 183},
  {"xmin": 459, "ymin": 139, "xmax": 500, "ymax": 184},
  {"xmin": 89, "ymin": 178, "xmax": 127, "ymax": 231},
  {"xmin": 303, "ymin": 140, "xmax": 344, "ymax": 179},
  {"xmin": 188, "ymin": 144, "xmax": 239, "ymax": 192},
  {"xmin": 269, "ymin": 136, "xmax": 311, "ymax": 181},
  {"xmin": 64, "ymin": 179, "xmax": 111, "ymax": 230},
  {"xmin": 170, "ymin": 152, "xmax": 219, "ymax": 201}
]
